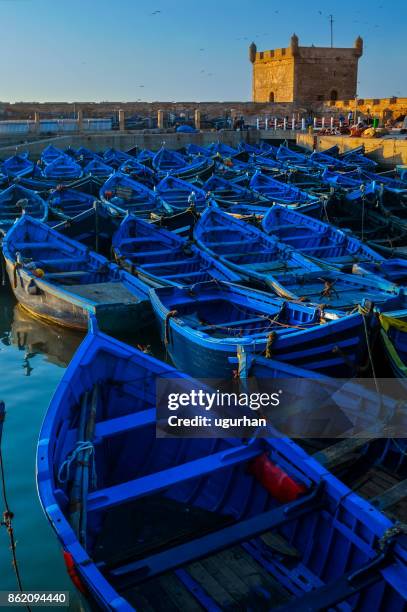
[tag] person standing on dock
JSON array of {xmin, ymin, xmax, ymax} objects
[{"xmin": 347, "ymin": 110, "xmax": 353, "ymax": 126}]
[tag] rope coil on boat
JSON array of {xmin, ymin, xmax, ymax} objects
[{"xmin": 58, "ymin": 441, "xmax": 97, "ymax": 488}]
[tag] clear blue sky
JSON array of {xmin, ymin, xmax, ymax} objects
[{"xmin": 0, "ymin": 0, "xmax": 405, "ymax": 102}]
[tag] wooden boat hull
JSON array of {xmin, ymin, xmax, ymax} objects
[
  {"xmin": 0, "ymin": 184, "xmax": 48, "ymax": 235},
  {"xmin": 5, "ymin": 258, "xmax": 150, "ymax": 332},
  {"xmin": 53, "ymin": 206, "xmax": 120, "ymax": 258},
  {"xmin": 11, "ymin": 303, "xmax": 82, "ymax": 367},
  {"xmin": 3, "ymin": 216, "xmax": 151, "ymax": 333},
  {"xmin": 37, "ymin": 326, "xmax": 407, "ymax": 611},
  {"xmin": 194, "ymin": 206, "xmax": 322, "ymax": 299},
  {"xmin": 171, "ymin": 157, "xmax": 215, "ymax": 181},
  {"xmin": 112, "ymin": 215, "xmax": 241, "ymax": 288},
  {"xmin": 149, "ymin": 282, "xmax": 373, "ymax": 378},
  {"xmin": 262, "ymin": 204, "xmax": 384, "ymax": 269}
]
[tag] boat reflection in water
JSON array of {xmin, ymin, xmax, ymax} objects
[
  {"xmin": 0, "ymin": 291, "xmax": 14, "ymax": 340},
  {"xmin": 10, "ymin": 304, "xmax": 83, "ymax": 372}
]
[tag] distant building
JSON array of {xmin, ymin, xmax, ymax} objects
[{"xmin": 249, "ymin": 34, "xmax": 363, "ymax": 103}]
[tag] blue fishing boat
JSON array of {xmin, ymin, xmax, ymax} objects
[
  {"xmin": 353, "ymin": 259, "xmax": 407, "ymax": 286},
  {"xmin": 150, "ymin": 280, "xmax": 375, "ymax": 378},
  {"xmin": 340, "ymin": 151, "xmax": 378, "ymax": 170},
  {"xmin": 250, "ymin": 154, "xmax": 285, "ymax": 173},
  {"xmin": 156, "ymin": 175, "xmax": 207, "ymax": 211},
  {"xmin": 76, "ymin": 147, "xmax": 105, "ymax": 166},
  {"xmin": 170, "ymin": 156, "xmax": 215, "ymax": 181},
  {"xmin": 152, "ymin": 146, "xmax": 187, "ymax": 172},
  {"xmin": 103, "ymin": 148, "xmax": 133, "ymax": 169},
  {"xmin": 195, "ymin": 206, "xmax": 319, "ymax": 291},
  {"xmin": 42, "ymin": 155, "xmax": 83, "ymax": 180},
  {"xmin": 83, "ymin": 158, "xmax": 113, "ymax": 178},
  {"xmin": 150, "ymin": 207, "xmax": 200, "ymax": 238},
  {"xmin": 321, "ymin": 169, "xmax": 378, "ymax": 203},
  {"xmin": 344, "ymin": 182, "xmax": 378, "ymax": 202},
  {"xmin": 12, "ymin": 174, "xmax": 61, "ymax": 194},
  {"xmin": 262, "ymin": 204, "xmax": 384, "ymax": 269},
  {"xmin": 118, "ymin": 159, "xmax": 156, "ymax": 188},
  {"xmin": 321, "ymin": 168, "xmax": 368, "ymax": 190},
  {"xmin": 53, "ymin": 206, "xmax": 120, "ymax": 258},
  {"xmin": 229, "ymin": 348, "xmax": 403, "ymax": 436},
  {"xmin": 310, "ymin": 150, "xmax": 356, "ymax": 171},
  {"xmin": 112, "ymin": 215, "xmax": 240, "ymax": 287},
  {"xmin": 215, "ymin": 155, "xmax": 252, "ymax": 178},
  {"xmin": 321, "ymin": 144, "xmax": 340, "ymax": 156},
  {"xmin": 194, "ymin": 207, "xmax": 404, "ymax": 308},
  {"xmin": 67, "ymin": 175, "xmax": 105, "ymax": 196},
  {"xmin": 41, "ymin": 145, "xmax": 64, "ymax": 165},
  {"xmin": 208, "ymin": 141, "xmax": 238, "ymax": 157},
  {"xmin": 2, "ymin": 153, "xmax": 34, "ymax": 178},
  {"xmin": 276, "ymin": 145, "xmax": 316, "ymax": 168},
  {"xmin": 326, "ymin": 195, "xmax": 407, "ymax": 257},
  {"xmin": 100, "ymin": 173, "xmax": 170, "ymax": 217},
  {"xmin": 136, "ymin": 149, "xmax": 155, "ymax": 166},
  {"xmin": 3, "ymin": 215, "xmax": 150, "ymax": 332},
  {"xmin": 249, "ymin": 171, "xmax": 320, "ymax": 213},
  {"xmin": 238, "ymin": 141, "xmax": 275, "ymax": 156},
  {"xmin": 37, "ymin": 324, "xmax": 407, "ymax": 611},
  {"xmin": 354, "ymin": 169, "xmax": 407, "ymax": 194},
  {"xmin": 48, "ymin": 186, "xmax": 97, "ymax": 220},
  {"xmin": 186, "ymin": 142, "xmax": 212, "ymax": 157},
  {"xmin": 0, "ymin": 184, "xmax": 48, "ymax": 235},
  {"xmin": 203, "ymin": 174, "xmax": 269, "ymax": 207}
]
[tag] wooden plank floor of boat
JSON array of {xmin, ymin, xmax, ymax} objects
[
  {"xmin": 62, "ymin": 281, "xmax": 140, "ymax": 304},
  {"xmin": 97, "ymin": 496, "xmax": 291, "ymax": 610},
  {"xmin": 128, "ymin": 545, "xmax": 291, "ymax": 612},
  {"xmin": 306, "ymin": 438, "xmax": 407, "ymax": 522}
]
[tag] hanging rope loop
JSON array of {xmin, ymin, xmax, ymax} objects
[
  {"xmin": 58, "ymin": 441, "xmax": 97, "ymax": 488},
  {"xmin": 164, "ymin": 310, "xmax": 178, "ymax": 346}
]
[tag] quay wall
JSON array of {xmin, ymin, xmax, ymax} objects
[
  {"xmin": 2, "ymin": 98, "xmax": 406, "ymax": 122},
  {"xmin": 328, "ymin": 97, "xmax": 407, "ymax": 120},
  {"xmin": 297, "ymin": 133, "xmax": 407, "ymax": 167},
  {"xmin": 0, "ymin": 128, "xmax": 296, "ymax": 158}
]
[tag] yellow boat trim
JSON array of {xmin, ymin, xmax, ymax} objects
[
  {"xmin": 380, "ymin": 329, "xmax": 407, "ymax": 377},
  {"xmin": 19, "ymin": 303, "xmax": 87, "ymax": 332},
  {"xmin": 379, "ymin": 313, "xmax": 407, "ymax": 333}
]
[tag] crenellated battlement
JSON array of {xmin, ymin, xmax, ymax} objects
[
  {"xmin": 250, "ymin": 34, "xmax": 363, "ymax": 103},
  {"xmin": 254, "ymin": 47, "xmax": 294, "ymax": 61}
]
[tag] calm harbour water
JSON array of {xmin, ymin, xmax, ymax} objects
[
  {"xmin": 0, "ymin": 279, "xmax": 164, "ymax": 607},
  {"xmin": 0, "ymin": 283, "xmax": 83, "ymax": 607}
]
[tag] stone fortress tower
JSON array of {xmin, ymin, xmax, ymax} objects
[{"xmin": 249, "ymin": 34, "xmax": 363, "ymax": 103}]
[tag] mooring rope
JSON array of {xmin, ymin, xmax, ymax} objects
[
  {"xmin": 361, "ymin": 311, "xmax": 380, "ymax": 397},
  {"xmin": 0, "ymin": 403, "xmax": 31, "ymax": 611},
  {"xmin": 57, "ymin": 441, "xmax": 97, "ymax": 488}
]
